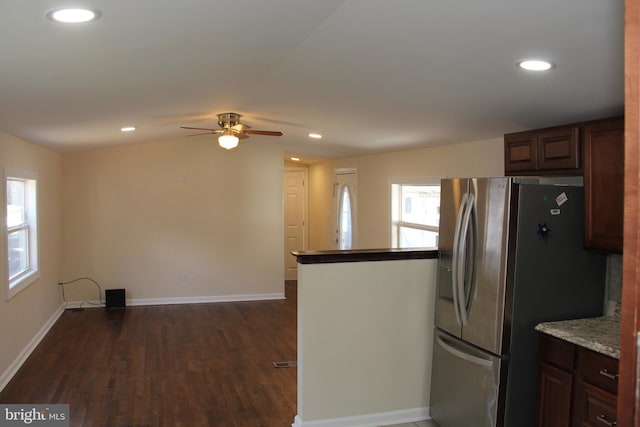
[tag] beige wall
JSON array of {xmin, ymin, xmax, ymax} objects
[
  {"xmin": 308, "ymin": 138, "xmax": 504, "ymax": 249},
  {"xmin": 297, "ymin": 258, "xmax": 437, "ymax": 424},
  {"xmin": 61, "ymin": 138, "xmax": 285, "ymax": 302},
  {"xmin": 0, "ymin": 132, "xmax": 63, "ymax": 386}
]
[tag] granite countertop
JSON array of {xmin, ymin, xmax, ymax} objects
[{"xmin": 535, "ymin": 312, "xmax": 621, "ymax": 359}]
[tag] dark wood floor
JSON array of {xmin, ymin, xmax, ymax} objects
[{"xmin": 0, "ymin": 281, "xmax": 297, "ymax": 427}]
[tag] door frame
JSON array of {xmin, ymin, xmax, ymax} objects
[
  {"xmin": 618, "ymin": 0, "xmax": 639, "ymax": 422},
  {"xmin": 284, "ymin": 166, "xmax": 308, "ymax": 278}
]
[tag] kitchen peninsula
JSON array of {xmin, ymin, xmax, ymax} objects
[{"xmin": 291, "ymin": 248, "xmax": 437, "ymax": 427}]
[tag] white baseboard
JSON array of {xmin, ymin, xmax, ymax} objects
[
  {"xmin": 128, "ymin": 292, "xmax": 286, "ymax": 306},
  {"xmin": 63, "ymin": 293, "xmax": 286, "ymax": 308},
  {"xmin": 292, "ymin": 407, "xmax": 430, "ymax": 427},
  {"xmin": 63, "ymin": 300, "xmax": 102, "ymax": 309},
  {"xmin": 0, "ymin": 303, "xmax": 65, "ymax": 392}
]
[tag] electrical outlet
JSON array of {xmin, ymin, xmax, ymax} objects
[{"xmin": 180, "ymin": 272, "xmax": 188, "ymax": 282}]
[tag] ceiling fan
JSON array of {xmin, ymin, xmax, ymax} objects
[{"xmin": 181, "ymin": 112, "xmax": 283, "ymax": 150}]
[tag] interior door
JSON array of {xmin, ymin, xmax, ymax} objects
[
  {"xmin": 334, "ymin": 171, "xmax": 357, "ymax": 249},
  {"xmin": 284, "ymin": 168, "xmax": 306, "ymax": 280}
]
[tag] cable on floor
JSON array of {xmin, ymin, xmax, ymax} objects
[{"xmin": 58, "ymin": 276, "xmax": 105, "ymax": 309}]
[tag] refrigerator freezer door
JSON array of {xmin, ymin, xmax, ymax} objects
[
  {"xmin": 430, "ymin": 329, "xmax": 505, "ymax": 427},
  {"xmin": 434, "ymin": 178, "xmax": 469, "ymax": 338},
  {"xmin": 460, "ymin": 178, "xmax": 511, "ymax": 356}
]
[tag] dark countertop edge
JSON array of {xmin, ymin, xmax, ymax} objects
[{"xmin": 292, "ymin": 248, "xmax": 438, "ymax": 264}]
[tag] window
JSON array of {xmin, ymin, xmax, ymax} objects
[
  {"xmin": 391, "ymin": 182, "xmax": 440, "ymax": 248},
  {"xmin": 5, "ymin": 169, "xmax": 39, "ymax": 299}
]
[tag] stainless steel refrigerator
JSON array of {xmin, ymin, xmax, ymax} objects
[{"xmin": 429, "ymin": 177, "xmax": 606, "ymax": 427}]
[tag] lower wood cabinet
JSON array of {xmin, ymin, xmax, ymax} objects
[
  {"xmin": 537, "ymin": 333, "xmax": 618, "ymax": 427},
  {"xmin": 575, "ymin": 382, "xmax": 617, "ymax": 427},
  {"xmin": 538, "ymin": 362, "xmax": 573, "ymax": 426}
]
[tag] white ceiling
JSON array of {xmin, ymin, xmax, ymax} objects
[{"xmin": 0, "ymin": 0, "xmax": 624, "ymax": 162}]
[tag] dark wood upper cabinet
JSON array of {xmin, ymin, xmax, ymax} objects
[
  {"xmin": 505, "ymin": 125, "xmax": 581, "ymax": 175},
  {"xmin": 505, "ymin": 132, "xmax": 537, "ymax": 172},
  {"xmin": 584, "ymin": 117, "xmax": 624, "ymax": 252},
  {"xmin": 504, "ymin": 116, "xmax": 624, "ymax": 253},
  {"xmin": 537, "ymin": 127, "xmax": 580, "ymax": 171}
]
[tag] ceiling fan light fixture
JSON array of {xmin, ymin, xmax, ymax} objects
[
  {"xmin": 218, "ymin": 131, "xmax": 239, "ymax": 150},
  {"xmin": 181, "ymin": 112, "xmax": 282, "ymax": 149}
]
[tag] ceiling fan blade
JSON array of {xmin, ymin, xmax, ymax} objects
[
  {"xmin": 181, "ymin": 126, "xmax": 218, "ymax": 131},
  {"xmin": 232, "ymin": 123, "xmax": 251, "ymax": 131},
  {"xmin": 237, "ymin": 133, "xmax": 250, "ymax": 140},
  {"xmin": 245, "ymin": 130, "xmax": 283, "ymax": 136},
  {"xmin": 187, "ymin": 132, "xmax": 217, "ymax": 137}
]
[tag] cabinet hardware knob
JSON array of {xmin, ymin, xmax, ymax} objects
[
  {"xmin": 599, "ymin": 369, "xmax": 619, "ymax": 380},
  {"xmin": 596, "ymin": 414, "xmax": 616, "ymax": 426}
]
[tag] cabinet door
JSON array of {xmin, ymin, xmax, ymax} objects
[
  {"xmin": 537, "ymin": 127, "xmax": 581, "ymax": 172},
  {"xmin": 505, "ymin": 132, "xmax": 537, "ymax": 174},
  {"xmin": 573, "ymin": 381, "xmax": 617, "ymax": 427},
  {"xmin": 537, "ymin": 362, "xmax": 573, "ymax": 427},
  {"xmin": 584, "ymin": 118, "xmax": 624, "ymax": 252}
]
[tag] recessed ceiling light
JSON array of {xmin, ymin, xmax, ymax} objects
[
  {"xmin": 290, "ymin": 157, "xmax": 301, "ymax": 162},
  {"xmin": 517, "ymin": 59, "xmax": 554, "ymax": 71},
  {"xmin": 47, "ymin": 8, "xmax": 101, "ymax": 23},
  {"xmin": 120, "ymin": 126, "xmax": 136, "ymax": 132},
  {"xmin": 308, "ymin": 133, "xmax": 322, "ymax": 139}
]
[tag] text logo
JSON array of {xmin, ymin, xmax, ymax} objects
[{"xmin": 0, "ymin": 405, "xmax": 69, "ymax": 427}]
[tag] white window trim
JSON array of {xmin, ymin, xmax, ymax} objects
[
  {"xmin": 390, "ymin": 177, "xmax": 442, "ymax": 248},
  {"xmin": 4, "ymin": 167, "xmax": 39, "ymax": 300}
]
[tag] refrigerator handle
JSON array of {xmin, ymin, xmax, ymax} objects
[
  {"xmin": 436, "ymin": 333, "xmax": 493, "ymax": 368},
  {"xmin": 462, "ymin": 194, "xmax": 478, "ymax": 323},
  {"xmin": 457, "ymin": 192, "xmax": 475, "ymax": 325},
  {"xmin": 451, "ymin": 193, "xmax": 469, "ymax": 325}
]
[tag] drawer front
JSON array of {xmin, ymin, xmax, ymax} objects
[
  {"xmin": 538, "ymin": 333, "xmax": 576, "ymax": 371},
  {"xmin": 577, "ymin": 348, "xmax": 619, "ymax": 395},
  {"xmin": 574, "ymin": 381, "xmax": 617, "ymax": 427}
]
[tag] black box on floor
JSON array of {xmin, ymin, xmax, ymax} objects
[{"xmin": 105, "ymin": 288, "xmax": 126, "ymax": 309}]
